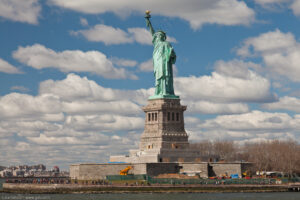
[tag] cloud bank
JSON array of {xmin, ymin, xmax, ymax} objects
[
  {"xmin": 71, "ymin": 25, "xmax": 177, "ymax": 45},
  {"xmin": 0, "ymin": 58, "xmax": 22, "ymax": 74},
  {"xmin": 49, "ymin": 0, "xmax": 255, "ymax": 29},
  {"xmin": 0, "ymin": 0, "xmax": 41, "ymax": 24},
  {"xmin": 237, "ymin": 29, "xmax": 300, "ymax": 82},
  {"xmin": 13, "ymin": 44, "xmax": 137, "ymax": 79}
]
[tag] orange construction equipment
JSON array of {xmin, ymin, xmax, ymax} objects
[
  {"xmin": 243, "ymin": 170, "xmax": 251, "ymax": 178},
  {"xmin": 119, "ymin": 166, "xmax": 133, "ymax": 175}
]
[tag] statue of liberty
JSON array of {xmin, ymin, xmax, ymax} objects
[{"xmin": 145, "ymin": 11, "xmax": 179, "ymax": 99}]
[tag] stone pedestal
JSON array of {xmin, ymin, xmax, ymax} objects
[
  {"xmin": 110, "ymin": 98, "xmax": 203, "ymax": 163},
  {"xmin": 140, "ymin": 98, "xmax": 189, "ymax": 151}
]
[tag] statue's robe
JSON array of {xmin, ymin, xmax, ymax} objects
[{"xmin": 152, "ymin": 39, "xmax": 176, "ymax": 96}]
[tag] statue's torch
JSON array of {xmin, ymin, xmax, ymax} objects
[{"xmin": 145, "ymin": 10, "xmax": 151, "ymax": 19}]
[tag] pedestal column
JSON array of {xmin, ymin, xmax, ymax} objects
[{"xmin": 139, "ymin": 98, "xmax": 189, "ymax": 152}]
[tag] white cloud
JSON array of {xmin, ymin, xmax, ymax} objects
[
  {"xmin": 62, "ymin": 101, "xmax": 140, "ymax": 115},
  {"xmin": 15, "ymin": 121, "xmax": 60, "ymax": 137},
  {"xmin": 187, "ymin": 110, "xmax": 300, "ymax": 142},
  {"xmin": 179, "ymin": 61, "xmax": 265, "ymax": 114},
  {"xmin": 254, "ymin": 0, "xmax": 300, "ymax": 16},
  {"xmin": 0, "ymin": 58, "xmax": 22, "ymax": 74},
  {"xmin": 38, "ymin": 73, "xmax": 150, "ymax": 116},
  {"xmin": 10, "ymin": 86, "xmax": 30, "ymax": 93},
  {"xmin": 254, "ymin": 0, "xmax": 296, "ymax": 13},
  {"xmin": 166, "ymin": 36, "xmax": 178, "ymax": 44},
  {"xmin": 63, "ymin": 115, "xmax": 144, "ymax": 132},
  {"xmin": 49, "ymin": 0, "xmax": 255, "ymax": 30},
  {"xmin": 0, "ymin": 120, "xmax": 61, "ymax": 138},
  {"xmin": 254, "ymin": 0, "xmax": 289, "ymax": 5},
  {"xmin": 0, "ymin": 128, "xmax": 140, "ymax": 167},
  {"xmin": 139, "ymin": 59, "xmax": 153, "ymax": 72},
  {"xmin": 185, "ymin": 101, "xmax": 249, "ymax": 115},
  {"xmin": 291, "ymin": 0, "xmax": 300, "ymax": 15},
  {"xmin": 0, "ymin": 0, "xmax": 41, "ymax": 24},
  {"xmin": 79, "ymin": 17, "xmax": 88, "ymax": 26},
  {"xmin": 272, "ymin": 82, "xmax": 283, "ymax": 89},
  {"xmin": 27, "ymin": 133, "xmax": 110, "ymax": 145},
  {"xmin": 237, "ymin": 29, "xmax": 300, "ymax": 82},
  {"xmin": 254, "ymin": 0, "xmax": 293, "ymax": 8},
  {"xmin": 39, "ymin": 73, "xmax": 121, "ymax": 101},
  {"xmin": 0, "ymin": 93, "xmax": 62, "ymax": 120},
  {"xmin": 13, "ymin": 44, "xmax": 136, "ymax": 79},
  {"xmin": 0, "ymin": 74, "xmax": 145, "ymax": 167},
  {"xmin": 110, "ymin": 57, "xmax": 137, "ymax": 67},
  {"xmin": 72, "ymin": 25, "xmax": 177, "ymax": 45},
  {"xmin": 202, "ymin": 110, "xmax": 293, "ymax": 131},
  {"xmin": 20, "ymin": 133, "xmax": 139, "ymax": 167},
  {"xmin": 214, "ymin": 59, "xmax": 262, "ymax": 79},
  {"xmin": 127, "ymin": 28, "xmax": 153, "ymax": 45},
  {"xmin": 262, "ymin": 96, "xmax": 300, "ymax": 112},
  {"xmin": 39, "ymin": 73, "xmax": 152, "ymax": 105},
  {"xmin": 237, "ymin": 29, "xmax": 296, "ymax": 57},
  {"xmin": 71, "ymin": 24, "xmax": 133, "ymax": 45},
  {"xmin": 175, "ymin": 60, "xmax": 275, "ymax": 103}
]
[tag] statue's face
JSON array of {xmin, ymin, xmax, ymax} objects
[{"xmin": 156, "ymin": 33, "xmax": 166, "ymax": 41}]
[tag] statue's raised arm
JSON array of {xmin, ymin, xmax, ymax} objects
[{"xmin": 145, "ymin": 10, "xmax": 155, "ymax": 36}]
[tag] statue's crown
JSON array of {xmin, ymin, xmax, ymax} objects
[{"xmin": 155, "ymin": 30, "xmax": 166, "ymax": 36}]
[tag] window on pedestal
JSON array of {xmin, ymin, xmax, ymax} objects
[
  {"xmin": 148, "ymin": 113, "xmax": 151, "ymax": 121},
  {"xmin": 152, "ymin": 113, "xmax": 154, "ymax": 121},
  {"xmin": 172, "ymin": 112, "xmax": 175, "ymax": 121},
  {"xmin": 167, "ymin": 112, "xmax": 170, "ymax": 121},
  {"xmin": 176, "ymin": 113, "xmax": 179, "ymax": 121},
  {"xmin": 155, "ymin": 113, "xmax": 157, "ymax": 121}
]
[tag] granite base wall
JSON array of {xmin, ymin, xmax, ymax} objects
[
  {"xmin": 209, "ymin": 163, "xmax": 251, "ymax": 177},
  {"xmin": 70, "ymin": 162, "xmax": 251, "ymax": 180},
  {"xmin": 70, "ymin": 163, "xmax": 147, "ymax": 180},
  {"xmin": 70, "ymin": 163, "xmax": 179, "ymax": 180},
  {"xmin": 146, "ymin": 163, "xmax": 180, "ymax": 176},
  {"xmin": 179, "ymin": 163, "xmax": 208, "ymax": 178}
]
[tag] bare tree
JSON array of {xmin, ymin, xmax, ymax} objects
[
  {"xmin": 213, "ymin": 140, "xmax": 236, "ymax": 161},
  {"xmin": 191, "ymin": 139, "xmax": 300, "ymax": 175},
  {"xmin": 242, "ymin": 140, "xmax": 300, "ymax": 176}
]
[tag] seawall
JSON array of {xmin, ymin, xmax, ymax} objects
[{"xmin": 2, "ymin": 183, "xmax": 293, "ymax": 194}]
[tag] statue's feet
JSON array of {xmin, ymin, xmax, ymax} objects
[{"xmin": 149, "ymin": 94, "xmax": 179, "ymax": 100}]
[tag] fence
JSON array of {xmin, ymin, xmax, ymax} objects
[
  {"xmin": 106, "ymin": 174, "xmax": 147, "ymax": 181},
  {"xmin": 146, "ymin": 177, "xmax": 300, "ymax": 185},
  {"xmin": 105, "ymin": 175, "xmax": 299, "ymax": 185},
  {"xmin": 0, "ymin": 178, "xmax": 4, "ymax": 189}
]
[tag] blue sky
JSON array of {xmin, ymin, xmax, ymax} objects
[{"xmin": 1, "ymin": 0, "xmax": 300, "ymax": 169}]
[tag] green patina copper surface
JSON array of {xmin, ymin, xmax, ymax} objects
[{"xmin": 145, "ymin": 11, "xmax": 179, "ymax": 100}]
